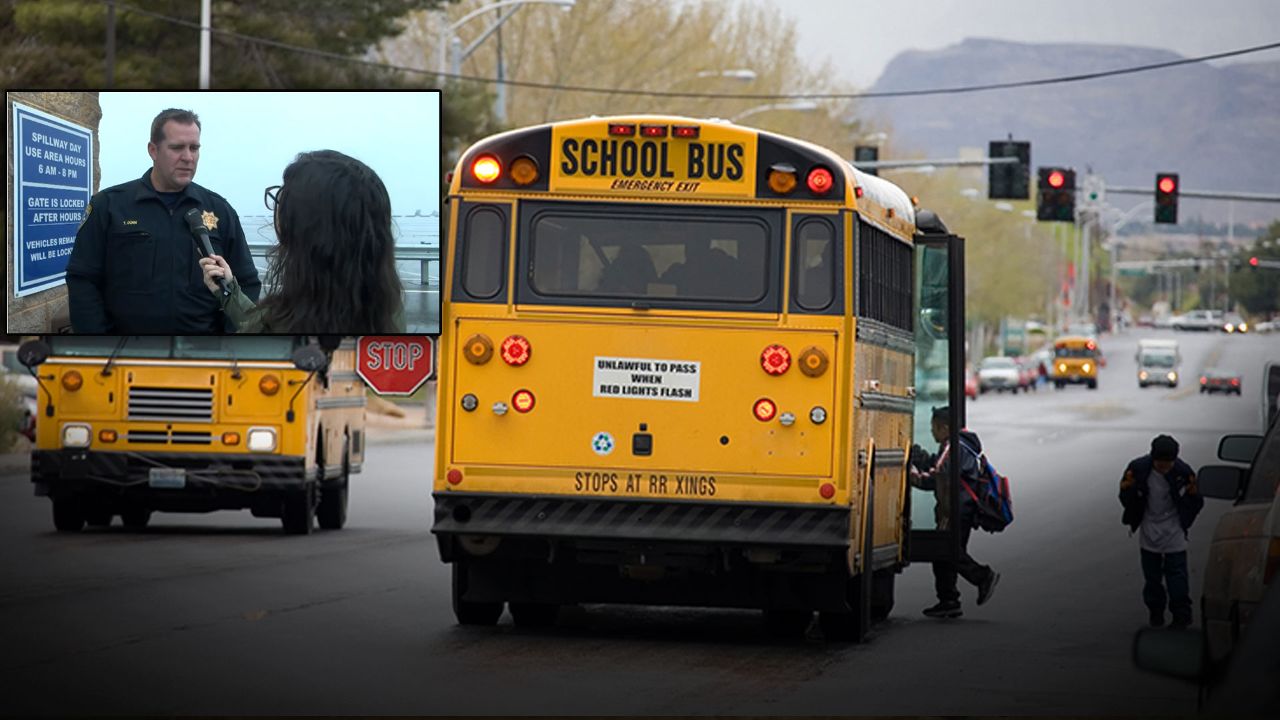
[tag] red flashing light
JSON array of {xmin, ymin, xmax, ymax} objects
[
  {"xmin": 1047, "ymin": 170, "xmax": 1066, "ymax": 189},
  {"xmin": 1158, "ymin": 176, "xmax": 1177, "ymax": 194},
  {"xmin": 753, "ymin": 398, "xmax": 777, "ymax": 422},
  {"xmin": 640, "ymin": 124, "xmax": 667, "ymax": 138},
  {"xmin": 608, "ymin": 123, "xmax": 636, "ymax": 136},
  {"xmin": 1086, "ymin": 340, "xmax": 1096, "ymax": 350},
  {"xmin": 760, "ymin": 344, "xmax": 791, "ymax": 375},
  {"xmin": 806, "ymin": 166, "xmax": 834, "ymax": 194},
  {"xmin": 854, "ymin": 186, "xmax": 864, "ymax": 198},
  {"xmin": 472, "ymin": 155, "xmax": 501, "ymax": 183},
  {"xmin": 512, "ymin": 389, "xmax": 536, "ymax": 413},
  {"xmin": 500, "ymin": 335, "xmax": 532, "ymax": 366}
]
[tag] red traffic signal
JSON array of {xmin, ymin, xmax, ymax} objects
[
  {"xmin": 1250, "ymin": 256, "xmax": 1260, "ymax": 267},
  {"xmin": 1155, "ymin": 172, "xmax": 1179, "ymax": 224},
  {"xmin": 1047, "ymin": 170, "xmax": 1065, "ymax": 189},
  {"xmin": 1158, "ymin": 176, "xmax": 1176, "ymax": 194}
]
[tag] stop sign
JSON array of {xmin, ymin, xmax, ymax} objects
[{"xmin": 356, "ymin": 336, "xmax": 435, "ymax": 395}]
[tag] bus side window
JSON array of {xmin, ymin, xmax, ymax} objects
[
  {"xmin": 460, "ymin": 206, "xmax": 507, "ymax": 300},
  {"xmin": 793, "ymin": 216, "xmax": 836, "ymax": 312}
]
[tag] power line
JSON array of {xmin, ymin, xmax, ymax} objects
[{"xmin": 107, "ymin": 2, "xmax": 1280, "ymax": 100}]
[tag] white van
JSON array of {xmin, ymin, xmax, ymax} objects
[{"xmin": 1136, "ymin": 339, "xmax": 1180, "ymax": 387}]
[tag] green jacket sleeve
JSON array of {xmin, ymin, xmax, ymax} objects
[{"xmin": 216, "ymin": 276, "xmax": 263, "ymax": 333}]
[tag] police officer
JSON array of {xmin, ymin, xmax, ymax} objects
[{"xmin": 66, "ymin": 108, "xmax": 260, "ymax": 333}]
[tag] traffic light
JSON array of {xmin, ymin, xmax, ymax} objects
[
  {"xmin": 1036, "ymin": 167, "xmax": 1075, "ymax": 222},
  {"xmin": 854, "ymin": 145, "xmax": 879, "ymax": 177},
  {"xmin": 988, "ymin": 140, "xmax": 1030, "ymax": 199},
  {"xmin": 1155, "ymin": 173, "xmax": 1179, "ymax": 224},
  {"xmin": 1250, "ymin": 256, "xmax": 1260, "ymax": 268}
]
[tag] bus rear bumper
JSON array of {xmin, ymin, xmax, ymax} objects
[{"xmin": 31, "ymin": 449, "xmax": 307, "ymax": 513}]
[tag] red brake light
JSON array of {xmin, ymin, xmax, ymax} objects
[
  {"xmin": 447, "ymin": 468, "xmax": 463, "ymax": 485},
  {"xmin": 753, "ymin": 398, "xmax": 777, "ymax": 422},
  {"xmin": 1200, "ymin": 376, "xmax": 1207, "ymax": 384},
  {"xmin": 819, "ymin": 483, "xmax": 835, "ymax": 499},
  {"xmin": 1231, "ymin": 378, "xmax": 1240, "ymax": 386},
  {"xmin": 760, "ymin": 344, "xmax": 791, "ymax": 375},
  {"xmin": 472, "ymin": 155, "xmax": 501, "ymax": 183},
  {"xmin": 1158, "ymin": 176, "xmax": 1176, "ymax": 194},
  {"xmin": 512, "ymin": 389, "xmax": 536, "ymax": 413},
  {"xmin": 1048, "ymin": 170, "xmax": 1065, "ymax": 188},
  {"xmin": 608, "ymin": 123, "xmax": 636, "ymax": 137},
  {"xmin": 500, "ymin": 335, "xmax": 532, "ymax": 366},
  {"xmin": 806, "ymin": 166, "xmax": 834, "ymax": 194}
]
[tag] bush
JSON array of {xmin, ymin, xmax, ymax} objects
[{"xmin": 0, "ymin": 379, "xmax": 26, "ymax": 453}]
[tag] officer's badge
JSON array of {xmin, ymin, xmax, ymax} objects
[{"xmin": 201, "ymin": 210, "xmax": 219, "ymax": 230}]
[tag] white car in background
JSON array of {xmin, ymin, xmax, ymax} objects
[
  {"xmin": 978, "ymin": 356, "xmax": 1022, "ymax": 394},
  {"xmin": 1172, "ymin": 309, "xmax": 1223, "ymax": 331}
]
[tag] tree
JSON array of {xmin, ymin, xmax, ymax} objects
[{"xmin": 1, "ymin": 0, "xmax": 443, "ymax": 88}]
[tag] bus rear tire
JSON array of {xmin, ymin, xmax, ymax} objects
[
  {"xmin": 52, "ymin": 499, "xmax": 85, "ymax": 533},
  {"xmin": 452, "ymin": 563, "xmax": 503, "ymax": 626}
]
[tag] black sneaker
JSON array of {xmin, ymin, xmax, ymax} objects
[
  {"xmin": 1149, "ymin": 609, "xmax": 1166, "ymax": 628},
  {"xmin": 923, "ymin": 601, "xmax": 963, "ymax": 619},
  {"xmin": 977, "ymin": 571, "xmax": 1000, "ymax": 606}
]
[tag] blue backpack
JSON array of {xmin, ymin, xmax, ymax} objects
[{"xmin": 958, "ymin": 439, "xmax": 1014, "ymax": 533}]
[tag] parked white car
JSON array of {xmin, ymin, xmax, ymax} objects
[
  {"xmin": 978, "ymin": 356, "xmax": 1022, "ymax": 394},
  {"xmin": 1171, "ymin": 309, "xmax": 1223, "ymax": 331}
]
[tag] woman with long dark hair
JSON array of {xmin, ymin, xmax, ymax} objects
[{"xmin": 200, "ymin": 150, "xmax": 405, "ymax": 333}]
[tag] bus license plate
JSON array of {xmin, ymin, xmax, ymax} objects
[{"xmin": 148, "ymin": 467, "xmax": 186, "ymax": 489}]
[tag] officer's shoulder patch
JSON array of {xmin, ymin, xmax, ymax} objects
[{"xmin": 77, "ymin": 201, "xmax": 92, "ymax": 230}]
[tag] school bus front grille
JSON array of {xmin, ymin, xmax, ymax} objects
[
  {"xmin": 125, "ymin": 430, "xmax": 214, "ymax": 445},
  {"xmin": 128, "ymin": 387, "xmax": 214, "ymax": 423}
]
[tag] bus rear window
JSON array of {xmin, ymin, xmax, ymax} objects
[{"xmin": 526, "ymin": 210, "xmax": 771, "ymax": 304}]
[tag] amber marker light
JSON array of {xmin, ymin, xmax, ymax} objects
[
  {"xmin": 753, "ymin": 397, "xmax": 777, "ymax": 422},
  {"xmin": 501, "ymin": 335, "xmax": 532, "ymax": 366},
  {"xmin": 61, "ymin": 370, "xmax": 83, "ymax": 392},
  {"xmin": 798, "ymin": 346, "xmax": 828, "ymax": 377},
  {"xmin": 512, "ymin": 389, "xmax": 536, "ymax": 413},
  {"xmin": 98, "ymin": 429, "xmax": 118, "ymax": 443},
  {"xmin": 760, "ymin": 344, "xmax": 791, "ymax": 375},
  {"xmin": 463, "ymin": 334, "xmax": 494, "ymax": 365},
  {"xmin": 767, "ymin": 163, "xmax": 797, "ymax": 194},
  {"xmin": 472, "ymin": 155, "xmax": 501, "ymax": 183},
  {"xmin": 222, "ymin": 432, "xmax": 241, "ymax": 446},
  {"xmin": 509, "ymin": 156, "xmax": 539, "ymax": 186},
  {"xmin": 259, "ymin": 374, "xmax": 280, "ymax": 396}
]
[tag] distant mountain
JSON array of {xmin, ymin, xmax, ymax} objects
[{"xmin": 865, "ymin": 39, "xmax": 1280, "ymax": 225}]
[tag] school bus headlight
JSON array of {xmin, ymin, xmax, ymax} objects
[
  {"xmin": 753, "ymin": 398, "xmax": 777, "ymax": 422},
  {"xmin": 1083, "ymin": 362, "xmax": 1093, "ymax": 373},
  {"xmin": 767, "ymin": 163, "xmax": 797, "ymax": 194},
  {"xmin": 222, "ymin": 432, "xmax": 241, "ymax": 446},
  {"xmin": 98, "ymin": 429, "xmax": 118, "ymax": 443},
  {"xmin": 760, "ymin": 344, "xmax": 791, "ymax": 375},
  {"xmin": 806, "ymin": 166, "xmax": 834, "ymax": 195},
  {"xmin": 511, "ymin": 389, "xmax": 536, "ymax": 413},
  {"xmin": 500, "ymin": 335, "xmax": 532, "ymax": 366},
  {"xmin": 810, "ymin": 406, "xmax": 827, "ymax": 424},
  {"xmin": 62, "ymin": 423, "xmax": 91, "ymax": 448},
  {"xmin": 509, "ymin": 155, "xmax": 540, "ymax": 186},
  {"xmin": 1058, "ymin": 363, "xmax": 1068, "ymax": 373},
  {"xmin": 463, "ymin": 334, "xmax": 494, "ymax": 364},
  {"xmin": 61, "ymin": 370, "xmax": 83, "ymax": 392},
  {"xmin": 259, "ymin": 374, "xmax": 281, "ymax": 396},
  {"xmin": 247, "ymin": 427, "xmax": 277, "ymax": 452},
  {"xmin": 472, "ymin": 155, "xmax": 501, "ymax": 184},
  {"xmin": 798, "ymin": 346, "xmax": 828, "ymax": 377},
  {"xmin": 461, "ymin": 393, "xmax": 479, "ymax": 412}
]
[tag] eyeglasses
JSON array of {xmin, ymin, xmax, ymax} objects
[{"xmin": 264, "ymin": 185, "xmax": 281, "ymax": 212}]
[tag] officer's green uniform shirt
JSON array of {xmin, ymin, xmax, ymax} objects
[{"xmin": 66, "ymin": 170, "xmax": 262, "ymax": 333}]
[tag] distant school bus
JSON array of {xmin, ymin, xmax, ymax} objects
[
  {"xmin": 20, "ymin": 335, "xmax": 365, "ymax": 534},
  {"xmin": 433, "ymin": 115, "xmax": 970, "ymax": 639}
]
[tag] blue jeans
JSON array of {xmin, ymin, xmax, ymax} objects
[{"xmin": 1140, "ymin": 548, "xmax": 1191, "ymax": 622}]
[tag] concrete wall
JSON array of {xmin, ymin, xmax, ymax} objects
[{"xmin": 5, "ymin": 91, "xmax": 101, "ymax": 334}]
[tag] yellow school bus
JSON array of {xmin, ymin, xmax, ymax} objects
[
  {"xmin": 434, "ymin": 115, "xmax": 969, "ymax": 639},
  {"xmin": 20, "ymin": 335, "xmax": 365, "ymax": 534},
  {"xmin": 1051, "ymin": 335, "xmax": 1100, "ymax": 390}
]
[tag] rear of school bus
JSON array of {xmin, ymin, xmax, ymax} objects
[
  {"xmin": 25, "ymin": 335, "xmax": 365, "ymax": 534},
  {"xmin": 434, "ymin": 115, "xmax": 919, "ymax": 638}
]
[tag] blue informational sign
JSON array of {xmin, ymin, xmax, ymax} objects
[{"xmin": 12, "ymin": 102, "xmax": 93, "ymax": 297}]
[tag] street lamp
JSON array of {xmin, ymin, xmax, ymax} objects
[
  {"xmin": 438, "ymin": 0, "xmax": 576, "ymax": 122},
  {"xmin": 730, "ymin": 100, "xmax": 818, "ymax": 123}
]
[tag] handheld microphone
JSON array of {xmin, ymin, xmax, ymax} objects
[{"xmin": 184, "ymin": 207, "xmax": 230, "ymax": 297}]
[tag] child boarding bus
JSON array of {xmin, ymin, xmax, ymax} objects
[
  {"xmin": 433, "ymin": 115, "xmax": 969, "ymax": 640},
  {"xmin": 18, "ymin": 335, "xmax": 365, "ymax": 535}
]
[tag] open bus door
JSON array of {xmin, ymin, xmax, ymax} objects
[{"xmin": 907, "ymin": 223, "xmax": 966, "ymax": 564}]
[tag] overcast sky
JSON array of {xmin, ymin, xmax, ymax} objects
[
  {"xmin": 98, "ymin": 91, "xmax": 439, "ymax": 239},
  {"xmin": 758, "ymin": 0, "xmax": 1280, "ymax": 88}
]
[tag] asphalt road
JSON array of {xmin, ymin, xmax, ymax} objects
[{"xmin": 0, "ymin": 328, "xmax": 1275, "ymax": 715}]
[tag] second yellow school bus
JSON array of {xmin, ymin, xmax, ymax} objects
[{"xmin": 433, "ymin": 115, "xmax": 968, "ymax": 639}]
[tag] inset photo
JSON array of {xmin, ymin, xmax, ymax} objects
[{"xmin": 6, "ymin": 90, "xmax": 440, "ymax": 335}]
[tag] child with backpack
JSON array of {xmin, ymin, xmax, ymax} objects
[{"xmin": 909, "ymin": 406, "xmax": 1004, "ymax": 618}]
